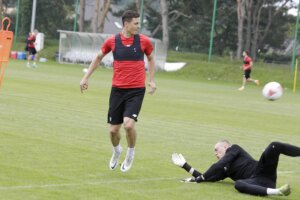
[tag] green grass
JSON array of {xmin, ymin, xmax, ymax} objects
[
  {"xmin": 0, "ymin": 59, "xmax": 300, "ymax": 199},
  {"xmin": 165, "ymin": 51, "xmax": 296, "ymax": 89}
]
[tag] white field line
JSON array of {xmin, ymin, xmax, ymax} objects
[
  {"xmin": 0, "ymin": 177, "xmax": 175, "ymax": 191},
  {"xmin": 1, "ymin": 170, "xmax": 299, "ymax": 191}
]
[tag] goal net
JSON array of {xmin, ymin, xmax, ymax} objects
[{"xmin": 58, "ymin": 30, "xmax": 167, "ymax": 70}]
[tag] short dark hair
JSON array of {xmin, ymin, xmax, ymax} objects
[
  {"xmin": 122, "ymin": 10, "xmax": 140, "ymax": 26},
  {"xmin": 244, "ymin": 50, "xmax": 249, "ymax": 55}
]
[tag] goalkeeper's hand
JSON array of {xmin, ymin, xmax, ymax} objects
[
  {"xmin": 181, "ymin": 175, "xmax": 204, "ymax": 183},
  {"xmin": 171, "ymin": 153, "xmax": 186, "ymax": 167},
  {"xmin": 180, "ymin": 177, "xmax": 196, "ymax": 183}
]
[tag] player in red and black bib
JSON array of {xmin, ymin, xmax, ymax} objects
[
  {"xmin": 80, "ymin": 10, "xmax": 156, "ymax": 172},
  {"xmin": 238, "ymin": 50, "xmax": 259, "ymax": 91},
  {"xmin": 26, "ymin": 31, "xmax": 38, "ymax": 68}
]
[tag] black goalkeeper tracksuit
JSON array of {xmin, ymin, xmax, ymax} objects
[{"xmin": 192, "ymin": 142, "xmax": 300, "ymax": 196}]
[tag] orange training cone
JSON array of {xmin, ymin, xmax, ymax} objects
[{"xmin": 0, "ymin": 17, "xmax": 14, "ymax": 89}]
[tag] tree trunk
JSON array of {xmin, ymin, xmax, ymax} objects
[
  {"xmin": 236, "ymin": 0, "xmax": 246, "ymax": 59},
  {"xmin": 254, "ymin": 0, "xmax": 289, "ymax": 58},
  {"xmin": 251, "ymin": 0, "xmax": 265, "ymax": 60},
  {"xmin": 160, "ymin": 0, "xmax": 169, "ymax": 49},
  {"xmin": 92, "ymin": 0, "xmax": 100, "ymax": 33},
  {"xmin": 135, "ymin": 0, "xmax": 140, "ymax": 12},
  {"xmin": 98, "ymin": 0, "xmax": 111, "ymax": 33},
  {"xmin": 79, "ymin": 0, "xmax": 85, "ymax": 32},
  {"xmin": 244, "ymin": 0, "xmax": 252, "ymax": 52}
]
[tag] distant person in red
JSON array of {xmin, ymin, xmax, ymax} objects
[
  {"xmin": 238, "ymin": 50, "xmax": 259, "ymax": 91},
  {"xmin": 26, "ymin": 31, "xmax": 37, "ymax": 68},
  {"xmin": 24, "ymin": 32, "xmax": 30, "ymax": 52},
  {"xmin": 80, "ymin": 10, "xmax": 156, "ymax": 172}
]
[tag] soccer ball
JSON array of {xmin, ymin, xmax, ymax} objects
[
  {"xmin": 82, "ymin": 68, "xmax": 88, "ymax": 73},
  {"xmin": 262, "ymin": 82, "xmax": 283, "ymax": 101}
]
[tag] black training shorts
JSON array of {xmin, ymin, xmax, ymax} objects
[
  {"xmin": 244, "ymin": 69, "xmax": 251, "ymax": 79},
  {"xmin": 28, "ymin": 47, "xmax": 37, "ymax": 55},
  {"xmin": 107, "ymin": 87, "xmax": 145, "ymax": 125}
]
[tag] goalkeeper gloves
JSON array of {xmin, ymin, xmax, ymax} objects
[
  {"xmin": 195, "ymin": 175, "xmax": 205, "ymax": 183},
  {"xmin": 181, "ymin": 177, "xmax": 196, "ymax": 183},
  {"xmin": 181, "ymin": 175, "xmax": 205, "ymax": 183},
  {"xmin": 171, "ymin": 153, "xmax": 186, "ymax": 167}
]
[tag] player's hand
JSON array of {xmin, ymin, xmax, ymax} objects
[
  {"xmin": 148, "ymin": 81, "xmax": 156, "ymax": 95},
  {"xmin": 180, "ymin": 177, "xmax": 196, "ymax": 183},
  {"xmin": 195, "ymin": 175, "xmax": 205, "ymax": 183},
  {"xmin": 80, "ymin": 78, "xmax": 88, "ymax": 93},
  {"xmin": 171, "ymin": 153, "xmax": 186, "ymax": 167}
]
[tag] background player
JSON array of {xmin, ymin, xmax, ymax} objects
[{"xmin": 238, "ymin": 50, "xmax": 259, "ymax": 91}]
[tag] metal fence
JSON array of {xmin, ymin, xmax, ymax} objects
[{"xmin": 58, "ymin": 30, "xmax": 167, "ymax": 71}]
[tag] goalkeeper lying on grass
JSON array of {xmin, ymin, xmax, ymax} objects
[{"xmin": 172, "ymin": 140, "xmax": 300, "ymax": 196}]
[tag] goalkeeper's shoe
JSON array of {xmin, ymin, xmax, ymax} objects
[
  {"xmin": 109, "ymin": 146, "xmax": 122, "ymax": 170},
  {"xmin": 120, "ymin": 153, "xmax": 134, "ymax": 172},
  {"xmin": 278, "ymin": 184, "xmax": 291, "ymax": 196}
]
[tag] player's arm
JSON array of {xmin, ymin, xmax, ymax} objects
[
  {"xmin": 80, "ymin": 51, "xmax": 106, "ymax": 93},
  {"xmin": 249, "ymin": 60, "xmax": 253, "ymax": 68},
  {"xmin": 195, "ymin": 162, "xmax": 228, "ymax": 182},
  {"xmin": 172, "ymin": 153, "xmax": 228, "ymax": 183},
  {"xmin": 142, "ymin": 35, "xmax": 156, "ymax": 95},
  {"xmin": 171, "ymin": 153, "xmax": 202, "ymax": 178},
  {"xmin": 80, "ymin": 35, "xmax": 113, "ymax": 93},
  {"xmin": 146, "ymin": 52, "xmax": 156, "ymax": 94}
]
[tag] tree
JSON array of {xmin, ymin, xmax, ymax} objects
[
  {"xmin": 98, "ymin": 0, "xmax": 111, "ymax": 33},
  {"xmin": 148, "ymin": 0, "xmax": 237, "ymax": 54},
  {"xmin": 160, "ymin": 0, "xmax": 169, "ymax": 48},
  {"xmin": 214, "ymin": 1, "xmax": 237, "ymax": 56},
  {"xmin": 110, "ymin": 0, "xmax": 293, "ymax": 57},
  {"xmin": 146, "ymin": 0, "xmax": 193, "ymax": 50},
  {"xmin": 92, "ymin": 0, "xmax": 100, "ymax": 32},
  {"xmin": 92, "ymin": 0, "xmax": 111, "ymax": 33},
  {"xmin": 236, "ymin": 0, "xmax": 246, "ymax": 59},
  {"xmin": 79, "ymin": 0, "xmax": 85, "ymax": 32},
  {"xmin": 135, "ymin": 0, "xmax": 140, "ymax": 12},
  {"xmin": 244, "ymin": 0, "xmax": 252, "ymax": 53},
  {"xmin": 19, "ymin": 0, "xmax": 74, "ymax": 38},
  {"xmin": 250, "ymin": 0, "xmax": 291, "ymax": 60},
  {"xmin": 237, "ymin": 0, "xmax": 293, "ymax": 60},
  {"xmin": 0, "ymin": 0, "xmax": 13, "ymax": 26}
]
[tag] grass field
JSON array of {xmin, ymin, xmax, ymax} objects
[{"xmin": 0, "ymin": 59, "xmax": 300, "ymax": 200}]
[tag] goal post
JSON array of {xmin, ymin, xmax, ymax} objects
[
  {"xmin": 57, "ymin": 30, "xmax": 167, "ymax": 70},
  {"xmin": 293, "ymin": 58, "xmax": 298, "ymax": 93}
]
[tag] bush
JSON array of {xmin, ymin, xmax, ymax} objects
[{"xmin": 263, "ymin": 53, "xmax": 291, "ymax": 64}]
